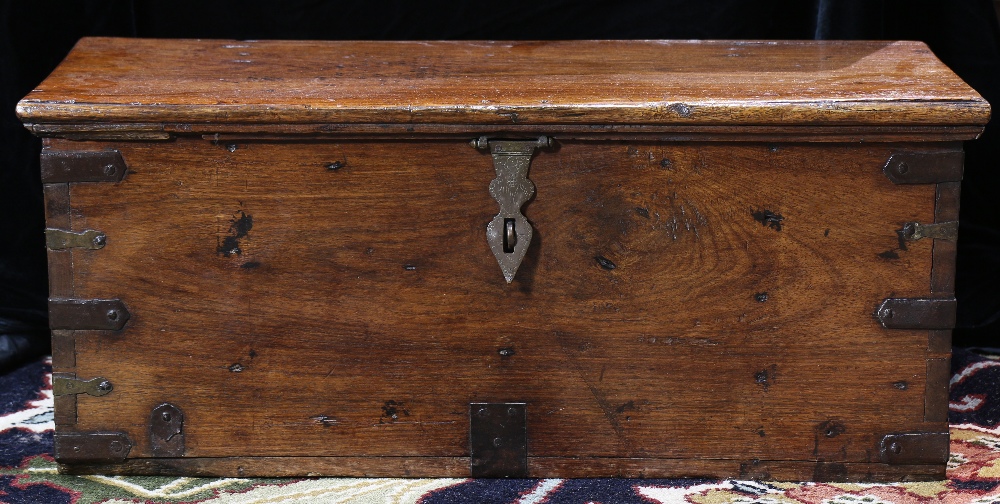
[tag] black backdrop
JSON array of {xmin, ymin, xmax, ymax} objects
[{"xmin": 2, "ymin": 0, "xmax": 998, "ymax": 369}]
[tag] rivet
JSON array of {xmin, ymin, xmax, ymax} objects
[
  {"xmin": 226, "ymin": 144, "xmax": 238, "ymax": 153},
  {"xmin": 882, "ymin": 308, "xmax": 894, "ymax": 319},
  {"xmin": 896, "ymin": 162, "xmax": 909, "ymax": 175},
  {"xmin": 97, "ymin": 380, "xmax": 113, "ymax": 392},
  {"xmin": 107, "ymin": 310, "xmax": 119, "ymax": 322},
  {"xmin": 103, "ymin": 164, "xmax": 116, "ymax": 176},
  {"xmin": 110, "ymin": 440, "xmax": 122, "ymax": 452},
  {"xmin": 161, "ymin": 411, "xmax": 172, "ymax": 422},
  {"xmin": 73, "ymin": 445, "xmax": 81, "ymax": 452},
  {"xmin": 890, "ymin": 441, "xmax": 901, "ymax": 454},
  {"xmin": 477, "ymin": 408, "xmax": 488, "ymax": 417},
  {"xmin": 93, "ymin": 234, "xmax": 107, "ymax": 247},
  {"xmin": 493, "ymin": 437, "xmax": 503, "ymax": 447},
  {"xmin": 508, "ymin": 407, "xmax": 517, "ymax": 416}
]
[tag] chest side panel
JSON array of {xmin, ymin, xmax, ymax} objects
[{"xmin": 50, "ymin": 137, "xmax": 945, "ymax": 478}]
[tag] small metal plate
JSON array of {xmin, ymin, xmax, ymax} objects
[
  {"xmin": 876, "ymin": 298, "xmax": 957, "ymax": 330},
  {"xmin": 54, "ymin": 432, "xmax": 132, "ymax": 463},
  {"xmin": 882, "ymin": 151, "xmax": 964, "ymax": 184},
  {"xmin": 40, "ymin": 150, "xmax": 128, "ymax": 184},
  {"xmin": 45, "ymin": 228, "xmax": 107, "ymax": 250},
  {"xmin": 470, "ymin": 403, "xmax": 527, "ymax": 477},
  {"xmin": 49, "ymin": 298, "xmax": 130, "ymax": 331},
  {"xmin": 150, "ymin": 403, "xmax": 185, "ymax": 457},
  {"xmin": 880, "ymin": 432, "xmax": 949, "ymax": 465},
  {"xmin": 53, "ymin": 374, "xmax": 113, "ymax": 397},
  {"xmin": 900, "ymin": 221, "xmax": 958, "ymax": 242}
]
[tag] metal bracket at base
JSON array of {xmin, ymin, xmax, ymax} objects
[
  {"xmin": 150, "ymin": 403, "xmax": 185, "ymax": 457},
  {"xmin": 54, "ymin": 432, "xmax": 132, "ymax": 463},
  {"xmin": 880, "ymin": 432, "xmax": 949, "ymax": 465},
  {"xmin": 470, "ymin": 402, "xmax": 527, "ymax": 477}
]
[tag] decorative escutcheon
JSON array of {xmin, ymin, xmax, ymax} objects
[{"xmin": 472, "ymin": 136, "xmax": 551, "ymax": 283}]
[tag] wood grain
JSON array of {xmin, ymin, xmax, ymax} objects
[
  {"xmin": 28, "ymin": 37, "xmax": 977, "ymax": 480},
  {"xmin": 17, "ymin": 38, "xmax": 990, "ymax": 133},
  {"xmin": 49, "ymin": 136, "xmax": 947, "ymax": 478},
  {"xmin": 60, "ymin": 457, "xmax": 944, "ymax": 482}
]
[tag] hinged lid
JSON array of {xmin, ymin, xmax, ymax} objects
[{"xmin": 16, "ymin": 38, "xmax": 990, "ymax": 138}]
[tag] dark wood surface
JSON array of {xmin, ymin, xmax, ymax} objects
[
  {"xmin": 50, "ymin": 137, "xmax": 947, "ymax": 478},
  {"xmin": 17, "ymin": 38, "xmax": 990, "ymax": 132}
]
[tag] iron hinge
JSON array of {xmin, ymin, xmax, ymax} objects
[
  {"xmin": 40, "ymin": 150, "xmax": 128, "ymax": 184},
  {"xmin": 882, "ymin": 151, "xmax": 964, "ymax": 185},
  {"xmin": 470, "ymin": 402, "xmax": 528, "ymax": 477},
  {"xmin": 876, "ymin": 298, "xmax": 956, "ymax": 330},
  {"xmin": 880, "ymin": 432, "xmax": 949, "ymax": 465},
  {"xmin": 150, "ymin": 403, "xmax": 185, "ymax": 457},
  {"xmin": 54, "ymin": 432, "xmax": 132, "ymax": 463},
  {"xmin": 45, "ymin": 228, "xmax": 107, "ymax": 250},
  {"xmin": 52, "ymin": 374, "xmax": 113, "ymax": 397},
  {"xmin": 900, "ymin": 221, "xmax": 958, "ymax": 242},
  {"xmin": 49, "ymin": 298, "xmax": 130, "ymax": 331}
]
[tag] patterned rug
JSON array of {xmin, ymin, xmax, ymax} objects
[{"xmin": 2, "ymin": 349, "xmax": 1000, "ymax": 503}]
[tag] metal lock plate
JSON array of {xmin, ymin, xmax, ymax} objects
[{"xmin": 473, "ymin": 137, "xmax": 550, "ymax": 283}]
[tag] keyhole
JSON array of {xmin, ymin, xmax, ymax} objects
[{"xmin": 503, "ymin": 219, "xmax": 517, "ymax": 253}]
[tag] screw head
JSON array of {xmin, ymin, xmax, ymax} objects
[
  {"xmin": 109, "ymin": 440, "xmax": 123, "ymax": 452},
  {"xmin": 493, "ymin": 437, "xmax": 503, "ymax": 447},
  {"xmin": 889, "ymin": 441, "xmax": 901, "ymax": 455},
  {"xmin": 107, "ymin": 310, "xmax": 119, "ymax": 322},
  {"xmin": 896, "ymin": 162, "xmax": 909, "ymax": 175},
  {"xmin": 508, "ymin": 407, "xmax": 517, "ymax": 417},
  {"xmin": 103, "ymin": 164, "xmax": 117, "ymax": 176},
  {"xmin": 161, "ymin": 411, "xmax": 172, "ymax": 422},
  {"xmin": 97, "ymin": 380, "xmax": 113, "ymax": 392},
  {"xmin": 93, "ymin": 234, "xmax": 107, "ymax": 247}
]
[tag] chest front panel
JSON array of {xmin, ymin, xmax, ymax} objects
[{"xmin": 47, "ymin": 136, "xmax": 948, "ymax": 479}]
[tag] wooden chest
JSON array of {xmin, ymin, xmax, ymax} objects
[{"xmin": 18, "ymin": 38, "xmax": 990, "ymax": 481}]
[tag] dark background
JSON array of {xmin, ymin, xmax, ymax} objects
[{"xmin": 2, "ymin": 0, "xmax": 998, "ymax": 370}]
